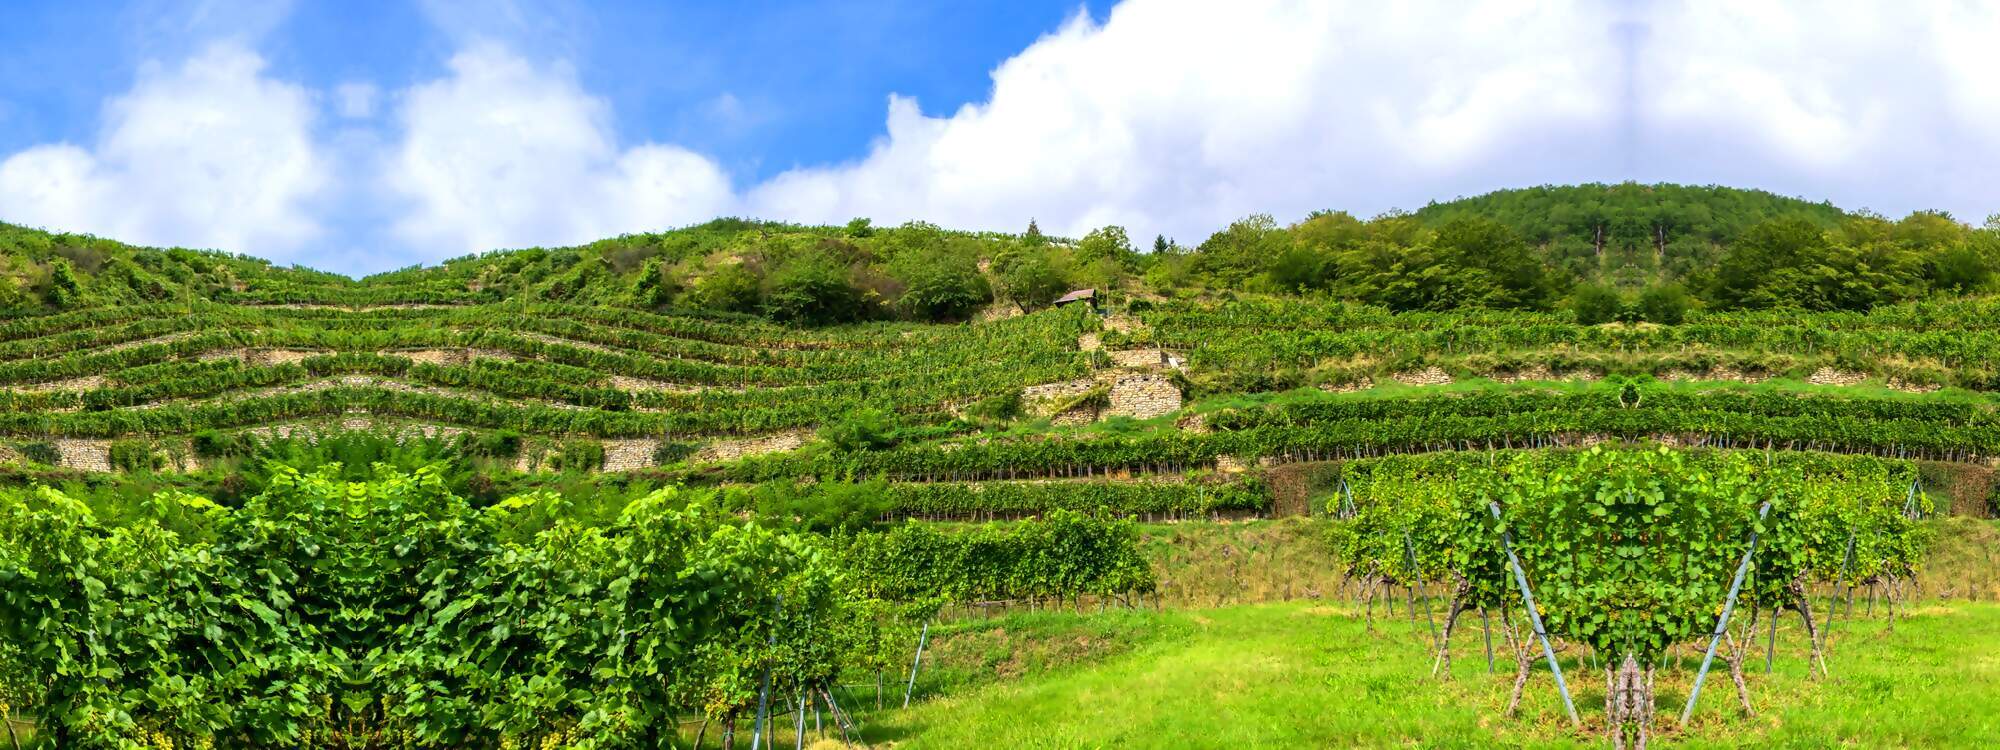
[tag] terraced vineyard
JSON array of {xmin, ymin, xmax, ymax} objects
[
  {"xmin": 3, "ymin": 194, "xmax": 1999, "ymax": 747},
  {"xmin": 3, "ymin": 291, "xmax": 1998, "ymax": 521}
]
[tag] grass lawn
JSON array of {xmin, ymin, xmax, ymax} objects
[{"xmin": 836, "ymin": 599, "xmax": 2000, "ymax": 748}]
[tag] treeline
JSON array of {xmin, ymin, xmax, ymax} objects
[{"xmin": 8, "ymin": 184, "xmax": 1997, "ymax": 322}]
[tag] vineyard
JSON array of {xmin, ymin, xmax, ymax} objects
[{"xmin": 2, "ymin": 203, "xmax": 1999, "ymax": 747}]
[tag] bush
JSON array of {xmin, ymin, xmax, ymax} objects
[
  {"xmin": 762, "ymin": 254, "xmax": 864, "ymax": 325},
  {"xmin": 550, "ymin": 439, "xmax": 604, "ymax": 472},
  {"xmin": 471, "ymin": 429, "xmax": 523, "ymax": 458},
  {"xmin": 1636, "ymin": 284, "xmax": 1692, "ymax": 325},
  {"xmin": 108, "ymin": 439, "xmax": 159, "ymax": 472},
  {"xmin": 1569, "ymin": 283, "xmax": 1626, "ymax": 326},
  {"xmin": 15, "ymin": 441, "xmax": 59, "ymax": 466},
  {"xmin": 653, "ymin": 441, "xmax": 700, "ymax": 465},
  {"xmin": 818, "ymin": 409, "xmax": 895, "ymax": 452},
  {"xmin": 192, "ymin": 430, "xmax": 246, "ymax": 458}
]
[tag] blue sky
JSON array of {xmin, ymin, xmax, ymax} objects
[{"xmin": 1, "ymin": 1, "xmax": 1997, "ymax": 276}]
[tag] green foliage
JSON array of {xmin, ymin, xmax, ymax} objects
[
  {"xmin": 12, "ymin": 441, "xmax": 58, "ymax": 466},
  {"xmin": 1568, "ymin": 283, "xmax": 1626, "ymax": 325},
  {"xmin": 762, "ymin": 252, "xmax": 865, "ymax": 325},
  {"xmin": 840, "ymin": 510, "xmax": 1156, "ymax": 613},
  {"xmin": 894, "ymin": 245, "xmax": 992, "ymax": 321},
  {"xmin": 106, "ymin": 438, "xmax": 158, "ymax": 472},
  {"xmin": 0, "ymin": 469, "xmax": 874, "ymax": 747},
  {"xmin": 995, "ymin": 250, "xmax": 1068, "ymax": 309},
  {"xmin": 1333, "ymin": 448, "xmax": 1926, "ymax": 661},
  {"xmin": 687, "ymin": 263, "xmax": 762, "ymax": 314},
  {"xmin": 819, "ymin": 408, "xmax": 896, "ymax": 452},
  {"xmin": 1635, "ymin": 283, "xmax": 1692, "ymax": 324}
]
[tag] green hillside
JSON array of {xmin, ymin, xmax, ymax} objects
[{"xmin": 3, "ymin": 183, "xmax": 1998, "ymax": 748}]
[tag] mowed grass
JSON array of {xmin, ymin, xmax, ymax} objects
[{"xmin": 849, "ymin": 600, "xmax": 2000, "ymax": 748}]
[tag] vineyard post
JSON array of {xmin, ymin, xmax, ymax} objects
[
  {"xmin": 902, "ymin": 621, "xmax": 930, "ymax": 708},
  {"xmin": 753, "ymin": 596, "xmax": 779, "ymax": 750},
  {"xmin": 1680, "ymin": 501, "xmax": 1772, "ymax": 729},
  {"xmin": 1486, "ymin": 502, "xmax": 1579, "ymax": 727},
  {"xmin": 1764, "ymin": 608, "xmax": 1778, "ymax": 674},
  {"xmin": 1404, "ymin": 532, "xmax": 1440, "ymax": 650},
  {"xmin": 795, "ymin": 692, "xmax": 807, "ymax": 750},
  {"xmin": 1481, "ymin": 606, "xmax": 1495, "ymax": 673},
  {"xmin": 1824, "ymin": 532, "xmax": 1855, "ymax": 646}
]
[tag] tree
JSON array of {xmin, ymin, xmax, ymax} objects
[
  {"xmin": 763, "ymin": 253, "xmax": 864, "ymax": 325},
  {"xmin": 995, "ymin": 250, "xmax": 1067, "ymax": 309},
  {"xmin": 1152, "ymin": 234, "xmax": 1170, "ymax": 255},
  {"xmin": 1708, "ymin": 217, "xmax": 1829, "ymax": 309},
  {"xmin": 44, "ymin": 257, "xmax": 82, "ymax": 308},
  {"xmin": 630, "ymin": 258, "xmax": 680, "ymax": 308},
  {"xmin": 1635, "ymin": 284, "xmax": 1691, "ymax": 325},
  {"xmin": 1426, "ymin": 217, "xmax": 1564, "ymax": 310},
  {"xmin": 1075, "ymin": 226, "xmax": 1138, "ymax": 269},
  {"xmin": 894, "ymin": 248, "xmax": 991, "ymax": 321},
  {"xmin": 1194, "ymin": 214, "xmax": 1286, "ymax": 287},
  {"xmin": 1568, "ymin": 283, "xmax": 1625, "ymax": 325},
  {"xmin": 1023, "ymin": 219, "xmax": 1047, "ymax": 247},
  {"xmin": 686, "ymin": 263, "xmax": 761, "ymax": 314}
]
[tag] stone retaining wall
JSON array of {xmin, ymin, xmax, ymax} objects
[
  {"xmin": 1807, "ymin": 367, "xmax": 1868, "ymax": 387},
  {"xmin": 1107, "ymin": 348, "xmax": 1168, "ymax": 369},
  {"xmin": 602, "ymin": 439, "xmax": 660, "ymax": 472},
  {"xmin": 693, "ymin": 430, "xmax": 811, "ymax": 463},
  {"xmin": 1105, "ymin": 374, "xmax": 1181, "ymax": 419},
  {"xmin": 56, "ymin": 439, "xmax": 111, "ymax": 472},
  {"xmin": 1391, "ymin": 367, "xmax": 1454, "ymax": 386}
]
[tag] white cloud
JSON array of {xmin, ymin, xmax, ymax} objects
[
  {"xmin": 382, "ymin": 43, "xmax": 735, "ymax": 255},
  {"xmin": 7, "ymin": 1, "xmax": 2000, "ymax": 274},
  {"xmin": 746, "ymin": 1, "xmax": 1623, "ymax": 242},
  {"xmin": 0, "ymin": 43, "xmax": 327, "ymax": 256}
]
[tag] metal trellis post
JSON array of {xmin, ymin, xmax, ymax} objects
[
  {"xmin": 902, "ymin": 621, "xmax": 930, "ymax": 708},
  {"xmin": 1487, "ymin": 502, "xmax": 1579, "ymax": 727},
  {"xmin": 1680, "ymin": 501, "xmax": 1772, "ymax": 728}
]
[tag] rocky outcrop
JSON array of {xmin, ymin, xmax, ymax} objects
[
  {"xmin": 610, "ymin": 375, "xmax": 696, "ymax": 393},
  {"xmin": 1887, "ymin": 376, "xmax": 1942, "ymax": 394}
]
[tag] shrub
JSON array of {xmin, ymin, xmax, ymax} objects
[
  {"xmin": 1636, "ymin": 283, "xmax": 1692, "ymax": 325},
  {"xmin": 819, "ymin": 409, "xmax": 895, "ymax": 452},
  {"xmin": 108, "ymin": 439, "xmax": 158, "ymax": 472},
  {"xmin": 1569, "ymin": 283, "xmax": 1626, "ymax": 326},
  {"xmin": 15, "ymin": 441, "xmax": 59, "ymax": 466},
  {"xmin": 550, "ymin": 439, "xmax": 604, "ymax": 472}
]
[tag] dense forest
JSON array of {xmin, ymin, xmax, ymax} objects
[{"xmin": 3, "ymin": 183, "xmax": 1996, "ymax": 323}]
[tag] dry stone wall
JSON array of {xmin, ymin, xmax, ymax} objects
[
  {"xmin": 601, "ymin": 439, "xmax": 660, "ymax": 472},
  {"xmin": 693, "ymin": 430, "xmax": 811, "ymax": 464},
  {"xmin": 56, "ymin": 439, "xmax": 111, "ymax": 473},
  {"xmin": 1807, "ymin": 367, "xmax": 1869, "ymax": 387},
  {"xmin": 1105, "ymin": 374, "xmax": 1181, "ymax": 419},
  {"xmin": 1108, "ymin": 348, "xmax": 1168, "ymax": 369}
]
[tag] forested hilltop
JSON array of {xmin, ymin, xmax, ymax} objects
[{"xmin": 3, "ymin": 183, "xmax": 1997, "ymax": 321}]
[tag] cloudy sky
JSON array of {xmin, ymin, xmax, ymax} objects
[{"xmin": 0, "ymin": 0, "xmax": 1995, "ymax": 276}]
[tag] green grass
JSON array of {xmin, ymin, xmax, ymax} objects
[{"xmin": 841, "ymin": 600, "xmax": 2000, "ymax": 748}]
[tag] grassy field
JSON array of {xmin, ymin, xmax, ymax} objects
[{"xmin": 815, "ymin": 599, "xmax": 2000, "ymax": 749}]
